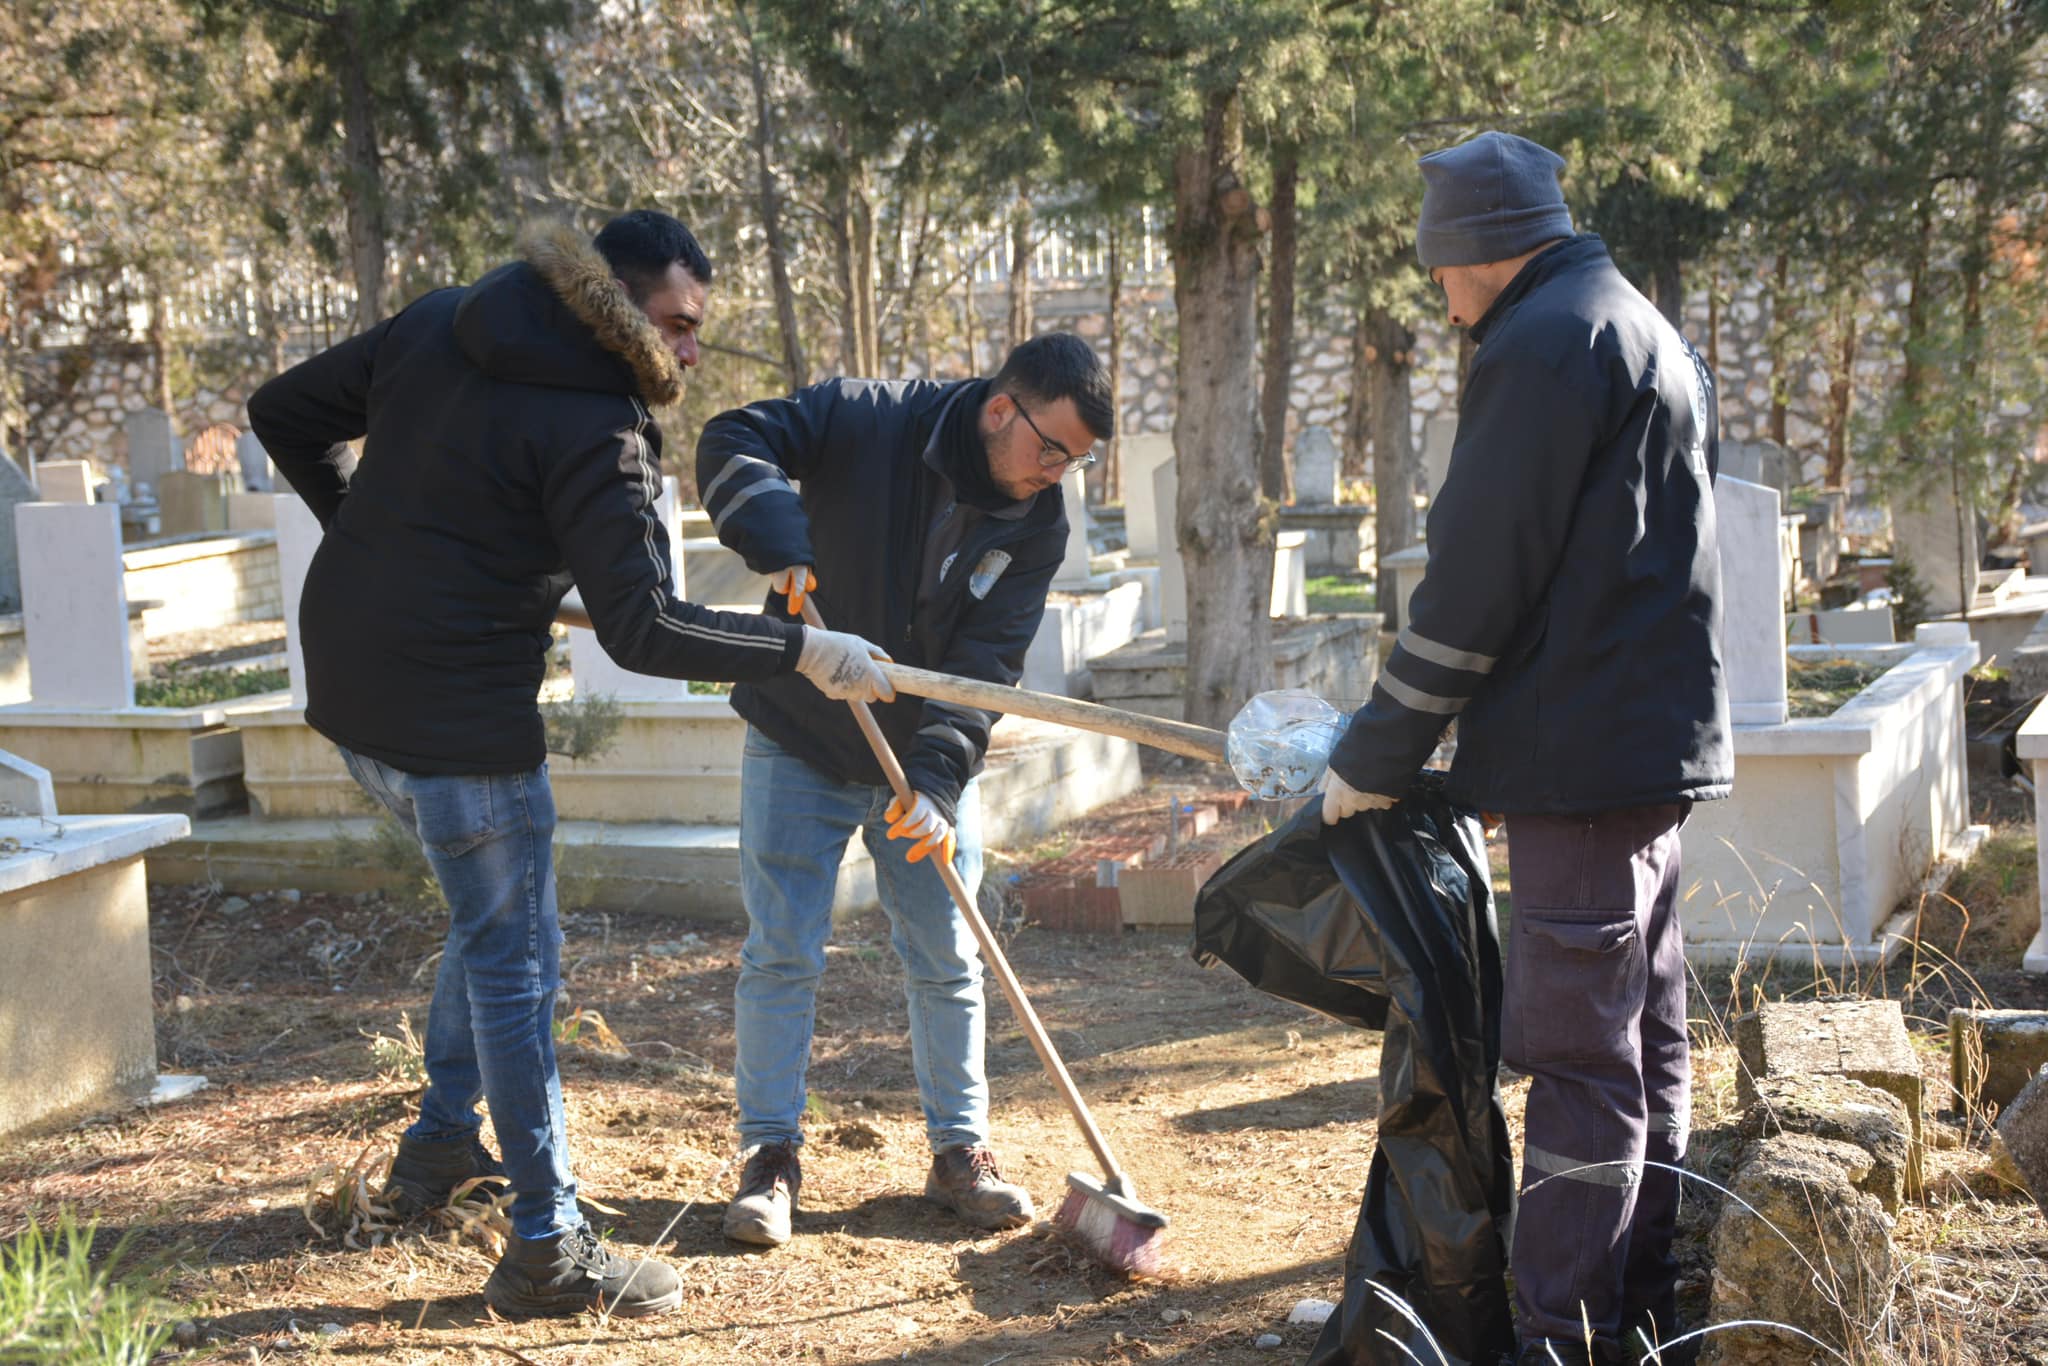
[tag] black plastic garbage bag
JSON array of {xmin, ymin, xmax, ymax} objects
[{"xmin": 1192, "ymin": 773, "xmax": 1515, "ymax": 1366}]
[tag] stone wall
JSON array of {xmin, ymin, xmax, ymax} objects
[
  {"xmin": 123, "ymin": 532, "xmax": 282, "ymax": 635},
  {"xmin": 16, "ymin": 257, "xmax": 2019, "ymax": 501}
]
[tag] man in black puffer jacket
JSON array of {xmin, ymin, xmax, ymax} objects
[
  {"xmin": 248, "ymin": 212, "xmax": 891, "ymax": 1320},
  {"xmin": 696, "ymin": 335, "xmax": 1112, "ymax": 1248},
  {"xmin": 1319, "ymin": 134, "xmax": 1730, "ymax": 1366}
]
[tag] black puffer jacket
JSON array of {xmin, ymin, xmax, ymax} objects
[
  {"xmin": 248, "ymin": 224, "xmax": 801, "ymax": 775},
  {"xmin": 696, "ymin": 378, "xmax": 1067, "ymax": 821},
  {"xmin": 1327, "ymin": 235, "xmax": 1732, "ymax": 814}
]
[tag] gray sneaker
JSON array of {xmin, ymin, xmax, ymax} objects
[
  {"xmin": 924, "ymin": 1144, "xmax": 1034, "ymax": 1230},
  {"xmin": 722, "ymin": 1141, "xmax": 800, "ymax": 1246}
]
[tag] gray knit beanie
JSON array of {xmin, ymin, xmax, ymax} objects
[{"xmin": 1415, "ymin": 131, "xmax": 1574, "ymax": 269}]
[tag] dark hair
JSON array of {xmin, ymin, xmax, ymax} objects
[
  {"xmin": 992, "ymin": 333, "xmax": 1114, "ymax": 442},
  {"xmin": 593, "ymin": 210, "xmax": 714, "ymax": 302}
]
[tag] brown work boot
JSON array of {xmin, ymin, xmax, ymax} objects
[
  {"xmin": 721, "ymin": 1140, "xmax": 801, "ymax": 1246},
  {"xmin": 924, "ymin": 1144, "xmax": 1034, "ymax": 1230}
]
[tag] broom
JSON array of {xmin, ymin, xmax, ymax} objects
[{"xmin": 799, "ymin": 599, "xmax": 1168, "ymax": 1275}]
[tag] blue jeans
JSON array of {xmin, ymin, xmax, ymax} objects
[
  {"xmin": 338, "ymin": 747, "xmax": 580, "ymax": 1241},
  {"xmin": 734, "ymin": 727, "xmax": 988, "ymax": 1153}
]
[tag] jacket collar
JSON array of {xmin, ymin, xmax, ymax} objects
[{"xmin": 1469, "ymin": 234, "xmax": 1607, "ymax": 346}]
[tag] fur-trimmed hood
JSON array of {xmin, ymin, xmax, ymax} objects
[{"xmin": 450, "ymin": 222, "xmax": 686, "ymax": 406}]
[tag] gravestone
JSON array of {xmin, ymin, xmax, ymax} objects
[
  {"xmin": 124, "ymin": 407, "xmax": 182, "ymax": 496},
  {"xmin": 272, "ymin": 494, "xmax": 323, "ymax": 709},
  {"xmin": 1892, "ymin": 482, "xmax": 1979, "ymax": 619},
  {"xmin": 570, "ymin": 476, "xmax": 690, "ymax": 702},
  {"xmin": 157, "ymin": 470, "xmax": 233, "ymax": 537},
  {"xmin": 1154, "ymin": 457, "xmax": 1186, "ymax": 642},
  {"xmin": 1120, "ymin": 434, "xmax": 1175, "ymax": 559},
  {"xmin": 1715, "ymin": 476, "xmax": 1788, "ymax": 725},
  {"xmin": 1270, "ymin": 530, "xmax": 1307, "ymax": 617},
  {"xmin": 1291, "ymin": 426, "xmax": 1339, "ymax": 506},
  {"xmin": 1720, "ymin": 438, "xmax": 1793, "ymax": 497},
  {"xmin": 0, "ymin": 450, "xmax": 40, "ymax": 613},
  {"xmin": 0, "ymin": 748, "xmax": 56, "ymax": 819},
  {"xmin": 1422, "ymin": 415, "xmax": 1458, "ymax": 503},
  {"xmin": 1053, "ymin": 466, "xmax": 1094, "ymax": 588},
  {"xmin": 236, "ymin": 432, "xmax": 275, "ymax": 492},
  {"xmin": 37, "ymin": 461, "xmax": 95, "ymax": 504},
  {"xmin": 17, "ymin": 502, "xmax": 133, "ymax": 708}
]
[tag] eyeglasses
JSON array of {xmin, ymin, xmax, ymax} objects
[{"xmin": 1011, "ymin": 398, "xmax": 1097, "ymax": 471}]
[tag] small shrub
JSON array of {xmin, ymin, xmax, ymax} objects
[
  {"xmin": 362, "ymin": 1010, "xmax": 426, "ymax": 1089},
  {"xmin": 0, "ymin": 1209, "xmax": 172, "ymax": 1364},
  {"xmin": 135, "ymin": 666, "xmax": 289, "ymax": 708},
  {"xmin": 541, "ymin": 691, "xmax": 623, "ymax": 762},
  {"xmin": 1886, "ymin": 550, "xmax": 1931, "ymax": 635}
]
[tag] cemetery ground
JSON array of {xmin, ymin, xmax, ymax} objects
[{"xmin": 1, "ymin": 770, "xmax": 2046, "ymax": 1365}]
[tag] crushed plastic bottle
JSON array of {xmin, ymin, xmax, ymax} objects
[{"xmin": 1225, "ymin": 689, "xmax": 1345, "ymax": 801}]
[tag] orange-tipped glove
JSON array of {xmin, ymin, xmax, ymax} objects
[
  {"xmin": 768, "ymin": 564, "xmax": 816, "ymax": 615},
  {"xmin": 885, "ymin": 792, "xmax": 955, "ymax": 866}
]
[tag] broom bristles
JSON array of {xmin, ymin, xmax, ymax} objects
[{"xmin": 1054, "ymin": 1183, "xmax": 1167, "ymax": 1276}]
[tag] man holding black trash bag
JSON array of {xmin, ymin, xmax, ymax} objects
[{"xmin": 1320, "ymin": 131, "xmax": 1730, "ymax": 1365}]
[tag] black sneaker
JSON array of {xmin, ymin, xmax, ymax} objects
[
  {"xmin": 722, "ymin": 1141, "xmax": 801, "ymax": 1246},
  {"xmin": 381, "ymin": 1133, "xmax": 506, "ymax": 1218},
  {"xmin": 483, "ymin": 1224, "xmax": 682, "ymax": 1319}
]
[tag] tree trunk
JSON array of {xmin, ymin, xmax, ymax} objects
[
  {"xmin": 853, "ymin": 161, "xmax": 879, "ymax": 376},
  {"xmin": 743, "ymin": 11, "xmax": 806, "ymax": 391},
  {"xmin": 1255, "ymin": 141, "xmax": 1299, "ymax": 503},
  {"xmin": 1006, "ymin": 190, "xmax": 1033, "ymax": 350},
  {"xmin": 1768, "ymin": 252, "xmax": 1790, "ymax": 446},
  {"xmin": 1366, "ymin": 304, "xmax": 1418, "ymax": 614},
  {"xmin": 338, "ymin": 23, "xmax": 386, "ymax": 333},
  {"xmin": 829, "ymin": 146, "xmax": 865, "ymax": 376},
  {"xmin": 1340, "ymin": 301, "xmax": 1370, "ymax": 482},
  {"xmin": 1170, "ymin": 89, "xmax": 1271, "ymax": 730},
  {"xmin": 1823, "ymin": 292, "xmax": 1856, "ymax": 489},
  {"xmin": 1104, "ymin": 223, "xmax": 1125, "ymax": 502},
  {"xmin": 1651, "ymin": 258, "xmax": 1683, "ymax": 328},
  {"xmin": 147, "ymin": 285, "xmax": 176, "ymax": 425},
  {"xmin": 958, "ymin": 247, "xmax": 980, "ymax": 376}
]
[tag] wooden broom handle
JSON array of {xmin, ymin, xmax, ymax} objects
[{"xmin": 798, "ymin": 600, "xmax": 1128, "ymax": 1187}]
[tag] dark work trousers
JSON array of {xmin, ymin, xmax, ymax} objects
[{"xmin": 1502, "ymin": 803, "xmax": 1690, "ymax": 1354}]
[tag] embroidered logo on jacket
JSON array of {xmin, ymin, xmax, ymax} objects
[{"xmin": 967, "ymin": 550, "xmax": 1013, "ymax": 600}]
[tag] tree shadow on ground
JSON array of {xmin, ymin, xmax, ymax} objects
[{"xmin": 1173, "ymin": 1076, "xmax": 1381, "ymax": 1133}]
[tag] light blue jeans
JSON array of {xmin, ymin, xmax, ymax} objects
[
  {"xmin": 338, "ymin": 747, "xmax": 580, "ymax": 1241},
  {"xmin": 734, "ymin": 727, "xmax": 988, "ymax": 1153}
]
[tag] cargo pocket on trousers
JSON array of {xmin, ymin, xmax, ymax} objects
[{"xmin": 1503, "ymin": 910, "xmax": 1643, "ymax": 1067}]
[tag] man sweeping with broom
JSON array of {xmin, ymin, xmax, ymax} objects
[{"xmin": 1319, "ymin": 132, "xmax": 1730, "ymax": 1365}]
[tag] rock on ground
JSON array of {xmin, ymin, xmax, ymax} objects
[
  {"xmin": 1995, "ymin": 1063, "xmax": 2048, "ymax": 1219},
  {"xmin": 1706, "ymin": 1134, "xmax": 1899, "ymax": 1366},
  {"xmin": 1737, "ymin": 1075, "xmax": 1913, "ymax": 1214},
  {"xmin": 1948, "ymin": 1008, "xmax": 2048, "ymax": 1114}
]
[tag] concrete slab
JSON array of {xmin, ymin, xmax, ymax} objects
[
  {"xmin": 1734, "ymin": 998, "xmax": 1923, "ymax": 1192},
  {"xmin": 1948, "ymin": 1008, "xmax": 2048, "ymax": 1113},
  {"xmin": 0, "ymin": 703, "xmax": 245, "ymax": 815},
  {"xmin": 0, "ymin": 812, "xmax": 189, "ymax": 1138}
]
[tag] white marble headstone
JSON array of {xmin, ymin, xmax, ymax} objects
[
  {"xmin": 1154, "ymin": 457, "xmax": 1186, "ymax": 643},
  {"xmin": 570, "ymin": 476, "xmax": 690, "ymax": 702},
  {"xmin": 1423, "ymin": 415, "xmax": 1458, "ymax": 503},
  {"xmin": 1053, "ymin": 466, "xmax": 1093, "ymax": 588},
  {"xmin": 1119, "ymin": 434, "xmax": 1175, "ymax": 559},
  {"xmin": 0, "ymin": 449, "xmax": 34, "ymax": 611},
  {"xmin": 272, "ymin": 493, "xmax": 324, "ymax": 710},
  {"xmin": 236, "ymin": 432, "xmax": 275, "ymax": 492},
  {"xmin": 1714, "ymin": 476, "xmax": 1788, "ymax": 726},
  {"xmin": 17, "ymin": 502, "xmax": 133, "ymax": 709},
  {"xmin": 36, "ymin": 461, "xmax": 95, "ymax": 504},
  {"xmin": 124, "ymin": 408, "xmax": 182, "ymax": 496},
  {"xmin": 1292, "ymin": 426, "xmax": 1339, "ymax": 506},
  {"xmin": 1892, "ymin": 485, "xmax": 1979, "ymax": 619}
]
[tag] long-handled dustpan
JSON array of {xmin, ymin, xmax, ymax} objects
[{"xmin": 800, "ymin": 600, "xmax": 1168, "ymax": 1274}]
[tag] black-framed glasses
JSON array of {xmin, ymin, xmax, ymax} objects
[{"xmin": 1011, "ymin": 398, "xmax": 1097, "ymax": 471}]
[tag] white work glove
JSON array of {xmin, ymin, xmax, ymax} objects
[
  {"xmin": 767, "ymin": 564, "xmax": 816, "ymax": 615},
  {"xmin": 795, "ymin": 626, "xmax": 896, "ymax": 703},
  {"xmin": 1321, "ymin": 768, "xmax": 1397, "ymax": 826},
  {"xmin": 885, "ymin": 791, "xmax": 955, "ymax": 865}
]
